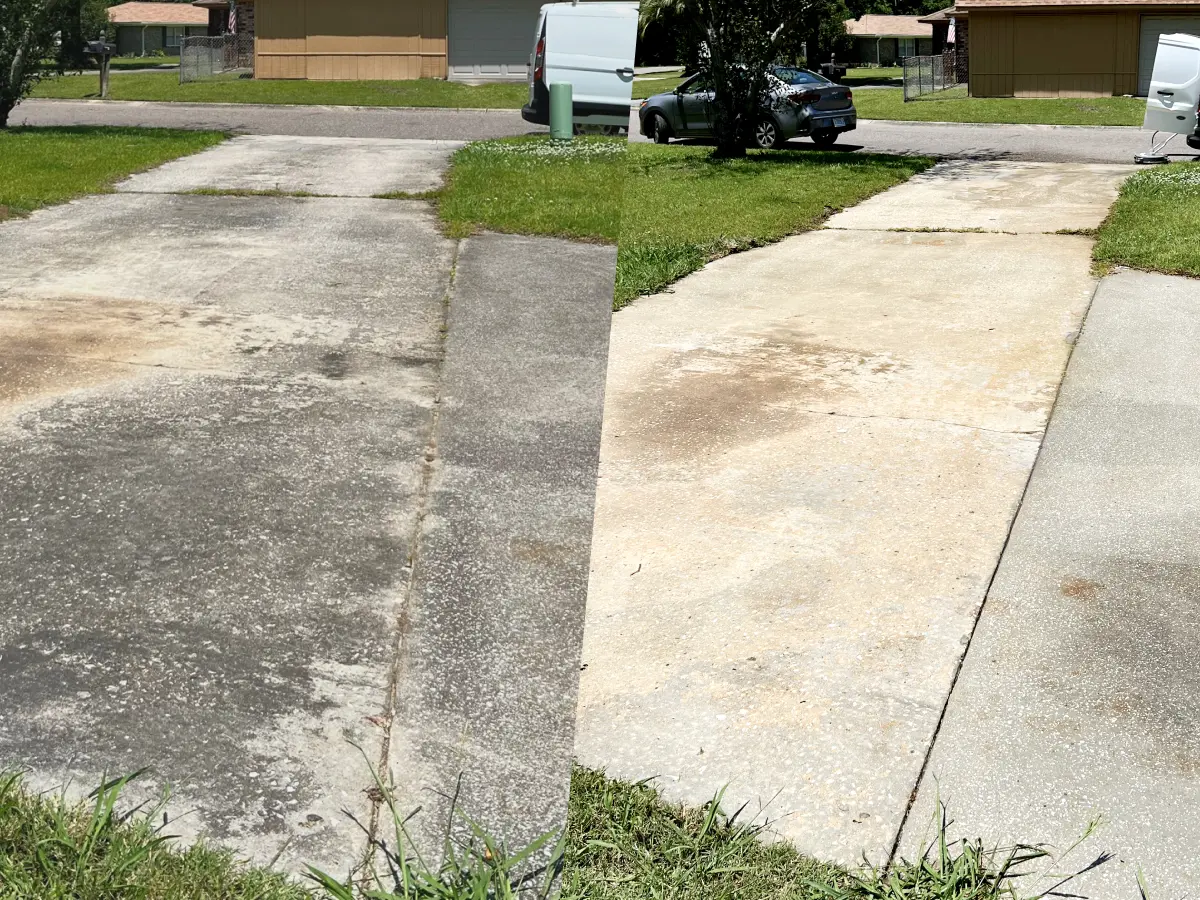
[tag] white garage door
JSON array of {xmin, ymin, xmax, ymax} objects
[
  {"xmin": 1140, "ymin": 16, "xmax": 1200, "ymax": 95},
  {"xmin": 448, "ymin": 0, "xmax": 544, "ymax": 80}
]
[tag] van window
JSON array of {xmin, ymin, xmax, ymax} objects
[{"xmin": 1156, "ymin": 41, "xmax": 1200, "ymax": 86}]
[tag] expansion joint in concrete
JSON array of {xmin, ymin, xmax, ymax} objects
[
  {"xmin": 799, "ymin": 406, "xmax": 1042, "ymax": 437},
  {"xmin": 366, "ymin": 237, "xmax": 462, "ymax": 865},
  {"xmin": 884, "ymin": 272, "xmax": 1106, "ymax": 870}
]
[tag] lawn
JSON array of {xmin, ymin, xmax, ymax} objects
[
  {"xmin": 841, "ymin": 66, "xmax": 902, "ymax": 87},
  {"xmin": 633, "ymin": 72, "xmax": 687, "ymax": 99},
  {"xmin": 854, "ymin": 86, "xmax": 1144, "ymax": 126},
  {"xmin": 30, "ymin": 71, "xmax": 529, "ymax": 108},
  {"xmin": 0, "ymin": 126, "xmax": 225, "ymax": 217},
  {"xmin": 615, "ymin": 144, "xmax": 933, "ymax": 307},
  {"xmin": 435, "ymin": 136, "xmax": 626, "ymax": 244},
  {"xmin": 1094, "ymin": 163, "xmax": 1200, "ymax": 277}
]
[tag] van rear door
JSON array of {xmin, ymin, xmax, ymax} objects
[
  {"xmin": 544, "ymin": 2, "xmax": 637, "ymax": 127},
  {"xmin": 1143, "ymin": 32, "xmax": 1200, "ymax": 136}
]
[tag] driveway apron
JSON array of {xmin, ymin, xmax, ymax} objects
[
  {"xmin": 576, "ymin": 160, "xmax": 1130, "ymax": 865},
  {"xmin": 903, "ymin": 271, "xmax": 1200, "ymax": 897},
  {"xmin": 0, "ymin": 135, "xmax": 612, "ymax": 873}
]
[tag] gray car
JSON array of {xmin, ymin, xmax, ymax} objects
[{"xmin": 638, "ymin": 66, "xmax": 857, "ymax": 149}]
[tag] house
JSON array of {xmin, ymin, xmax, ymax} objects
[
  {"xmin": 107, "ymin": 2, "xmax": 209, "ymax": 57},
  {"xmin": 946, "ymin": 0, "xmax": 1200, "ymax": 97},
  {"xmin": 843, "ymin": 15, "xmax": 934, "ymax": 66},
  {"xmin": 234, "ymin": 0, "xmax": 596, "ymax": 81}
]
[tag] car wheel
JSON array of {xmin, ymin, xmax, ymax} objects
[
  {"xmin": 652, "ymin": 113, "xmax": 671, "ymax": 144},
  {"xmin": 812, "ymin": 130, "xmax": 839, "ymax": 147},
  {"xmin": 753, "ymin": 118, "xmax": 783, "ymax": 150}
]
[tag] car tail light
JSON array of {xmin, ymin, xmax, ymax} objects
[
  {"xmin": 788, "ymin": 89, "xmax": 821, "ymax": 106},
  {"xmin": 846, "ymin": 89, "xmax": 853, "ymax": 102}
]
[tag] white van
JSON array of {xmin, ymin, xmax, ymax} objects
[
  {"xmin": 521, "ymin": 2, "xmax": 638, "ymax": 131},
  {"xmin": 1143, "ymin": 31, "xmax": 1200, "ymax": 147}
]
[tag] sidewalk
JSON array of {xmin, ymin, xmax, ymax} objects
[
  {"xmin": 576, "ymin": 160, "xmax": 1130, "ymax": 865},
  {"xmin": 904, "ymin": 270, "xmax": 1200, "ymax": 896}
]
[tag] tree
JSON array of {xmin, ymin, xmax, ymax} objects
[
  {"xmin": 641, "ymin": 0, "xmax": 844, "ymax": 158},
  {"xmin": 1, "ymin": 0, "xmax": 71, "ymax": 127}
]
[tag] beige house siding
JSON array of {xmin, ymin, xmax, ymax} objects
[
  {"xmin": 969, "ymin": 6, "xmax": 1188, "ymax": 96},
  {"xmin": 254, "ymin": 0, "xmax": 448, "ymax": 80}
]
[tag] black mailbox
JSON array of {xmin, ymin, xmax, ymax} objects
[{"xmin": 85, "ymin": 41, "xmax": 118, "ymax": 98}]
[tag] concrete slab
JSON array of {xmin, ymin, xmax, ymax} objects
[
  {"xmin": 903, "ymin": 271, "xmax": 1200, "ymax": 897},
  {"xmin": 0, "ymin": 151, "xmax": 616, "ymax": 874},
  {"xmin": 826, "ymin": 161, "xmax": 1131, "ymax": 233},
  {"xmin": 390, "ymin": 233, "xmax": 616, "ymax": 857},
  {"xmin": 576, "ymin": 224, "xmax": 1099, "ymax": 865},
  {"xmin": 117, "ymin": 135, "xmax": 465, "ymax": 197}
]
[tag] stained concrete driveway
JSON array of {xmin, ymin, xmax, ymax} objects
[
  {"xmin": 576, "ymin": 160, "xmax": 1130, "ymax": 866},
  {"xmin": 0, "ymin": 135, "xmax": 614, "ymax": 873},
  {"xmin": 903, "ymin": 271, "xmax": 1200, "ymax": 896}
]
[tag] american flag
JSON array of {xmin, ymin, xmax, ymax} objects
[{"xmin": 228, "ymin": 3, "xmax": 237, "ymax": 34}]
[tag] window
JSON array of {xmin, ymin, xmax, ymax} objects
[
  {"xmin": 165, "ymin": 26, "xmax": 183, "ymax": 49},
  {"xmin": 772, "ymin": 66, "xmax": 826, "ymax": 85},
  {"xmin": 898, "ymin": 38, "xmax": 917, "ymax": 59}
]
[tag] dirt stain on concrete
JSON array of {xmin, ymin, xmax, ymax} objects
[
  {"xmin": 619, "ymin": 328, "xmax": 905, "ymax": 460},
  {"xmin": 1060, "ymin": 576, "xmax": 1102, "ymax": 601}
]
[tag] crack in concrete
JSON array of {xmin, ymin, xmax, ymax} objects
[
  {"xmin": 363, "ymin": 236, "xmax": 461, "ymax": 871},
  {"xmin": 797, "ymin": 405, "xmax": 1044, "ymax": 437}
]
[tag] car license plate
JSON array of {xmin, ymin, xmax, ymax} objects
[{"xmin": 833, "ymin": 117, "xmax": 846, "ymax": 128}]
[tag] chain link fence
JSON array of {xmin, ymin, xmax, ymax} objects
[
  {"xmin": 179, "ymin": 34, "xmax": 254, "ymax": 83},
  {"xmin": 902, "ymin": 50, "xmax": 964, "ymax": 101}
]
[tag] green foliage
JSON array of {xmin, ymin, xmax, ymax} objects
[
  {"xmin": 0, "ymin": 126, "xmax": 225, "ymax": 215},
  {"xmin": 616, "ymin": 143, "xmax": 933, "ymax": 306},
  {"xmin": 1094, "ymin": 162, "xmax": 1200, "ymax": 278},
  {"xmin": 0, "ymin": 0, "xmax": 65, "ymax": 126}
]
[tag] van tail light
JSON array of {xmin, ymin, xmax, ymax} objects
[{"xmin": 534, "ymin": 37, "xmax": 545, "ymax": 83}]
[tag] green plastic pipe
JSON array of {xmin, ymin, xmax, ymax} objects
[{"xmin": 549, "ymin": 81, "xmax": 573, "ymax": 141}]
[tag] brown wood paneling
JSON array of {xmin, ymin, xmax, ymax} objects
[
  {"xmin": 969, "ymin": 11, "xmax": 1015, "ymax": 96},
  {"xmin": 1114, "ymin": 10, "xmax": 1139, "ymax": 94},
  {"xmin": 256, "ymin": 0, "xmax": 447, "ymax": 80}
]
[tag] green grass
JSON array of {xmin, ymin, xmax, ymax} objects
[
  {"xmin": 1094, "ymin": 163, "xmax": 1200, "ymax": 277},
  {"xmin": 0, "ymin": 126, "xmax": 225, "ymax": 216},
  {"xmin": 30, "ymin": 71, "xmax": 529, "ymax": 108},
  {"xmin": 615, "ymin": 144, "xmax": 934, "ymax": 307},
  {"xmin": 854, "ymin": 86, "xmax": 1144, "ymax": 125},
  {"xmin": 435, "ymin": 136, "xmax": 625, "ymax": 243},
  {"xmin": 841, "ymin": 67, "xmax": 902, "ymax": 87},
  {"xmin": 633, "ymin": 73, "xmax": 687, "ymax": 99},
  {"xmin": 563, "ymin": 767, "xmax": 848, "ymax": 900},
  {"xmin": 0, "ymin": 770, "xmax": 311, "ymax": 899}
]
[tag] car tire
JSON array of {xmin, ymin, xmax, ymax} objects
[
  {"xmin": 812, "ymin": 130, "xmax": 839, "ymax": 148},
  {"xmin": 651, "ymin": 113, "xmax": 671, "ymax": 144},
  {"xmin": 753, "ymin": 117, "xmax": 783, "ymax": 150}
]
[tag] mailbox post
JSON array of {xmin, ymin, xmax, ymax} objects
[{"xmin": 86, "ymin": 40, "xmax": 117, "ymax": 99}]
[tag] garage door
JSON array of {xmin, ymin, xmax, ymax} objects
[
  {"xmin": 1140, "ymin": 16, "xmax": 1200, "ymax": 94},
  {"xmin": 448, "ymin": 0, "xmax": 543, "ymax": 80}
]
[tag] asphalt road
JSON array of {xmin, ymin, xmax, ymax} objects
[
  {"xmin": 19, "ymin": 97, "xmax": 1200, "ymax": 162},
  {"xmin": 629, "ymin": 110, "xmax": 1199, "ymax": 165},
  {"xmin": 12, "ymin": 98, "xmax": 543, "ymax": 140}
]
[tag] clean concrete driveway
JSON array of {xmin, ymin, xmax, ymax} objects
[
  {"xmin": 576, "ymin": 160, "xmax": 1130, "ymax": 866},
  {"xmin": 0, "ymin": 135, "xmax": 614, "ymax": 874},
  {"xmin": 13, "ymin": 98, "xmax": 539, "ymax": 140},
  {"xmin": 904, "ymin": 270, "xmax": 1200, "ymax": 897},
  {"xmin": 629, "ymin": 110, "xmax": 1196, "ymax": 164}
]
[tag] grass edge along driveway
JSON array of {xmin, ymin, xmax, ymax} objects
[
  {"xmin": 616, "ymin": 145, "xmax": 933, "ymax": 309},
  {"xmin": 0, "ymin": 126, "xmax": 225, "ymax": 217},
  {"xmin": 854, "ymin": 87, "xmax": 1144, "ymax": 126},
  {"xmin": 1094, "ymin": 162, "xmax": 1200, "ymax": 278},
  {"xmin": 31, "ymin": 71, "xmax": 529, "ymax": 109}
]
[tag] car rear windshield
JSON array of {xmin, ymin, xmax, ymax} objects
[{"xmin": 772, "ymin": 67, "xmax": 827, "ymax": 85}]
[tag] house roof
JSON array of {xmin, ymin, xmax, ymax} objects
[
  {"xmin": 844, "ymin": 14, "xmax": 934, "ymax": 37},
  {"xmin": 107, "ymin": 2, "xmax": 209, "ymax": 26},
  {"xmin": 957, "ymin": 0, "xmax": 1200, "ymax": 6},
  {"xmin": 918, "ymin": 6, "xmax": 958, "ymax": 22}
]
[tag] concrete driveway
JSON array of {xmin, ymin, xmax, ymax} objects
[
  {"xmin": 13, "ymin": 99, "xmax": 539, "ymax": 140},
  {"xmin": 575, "ymin": 160, "xmax": 1131, "ymax": 866},
  {"xmin": 0, "ymin": 135, "xmax": 614, "ymax": 874}
]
